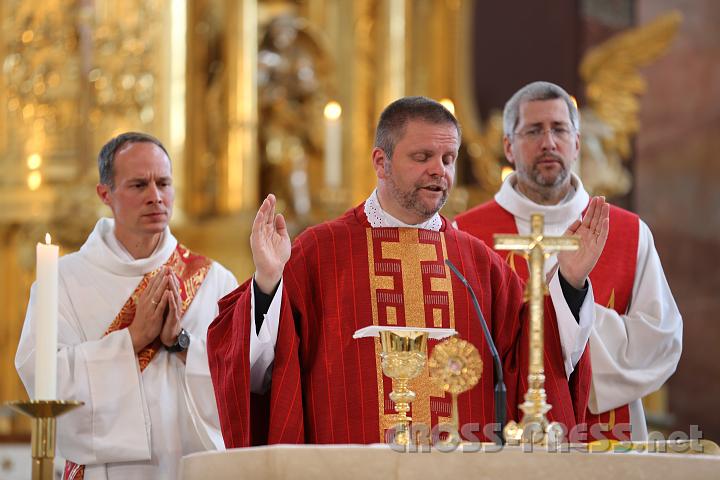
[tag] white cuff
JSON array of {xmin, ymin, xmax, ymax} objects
[
  {"xmin": 249, "ymin": 277, "xmax": 283, "ymax": 393},
  {"xmin": 549, "ymin": 272, "xmax": 595, "ymax": 378}
]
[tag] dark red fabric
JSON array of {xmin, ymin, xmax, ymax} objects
[
  {"xmin": 455, "ymin": 199, "xmax": 639, "ymax": 441},
  {"xmin": 208, "ymin": 205, "xmax": 584, "ymax": 447}
]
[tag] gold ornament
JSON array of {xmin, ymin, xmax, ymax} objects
[
  {"xmin": 428, "ymin": 337, "xmax": 482, "ymax": 395},
  {"xmin": 428, "ymin": 337, "xmax": 483, "ymax": 444},
  {"xmin": 495, "ymin": 214, "xmax": 579, "ymax": 446},
  {"xmin": 379, "ymin": 330, "xmax": 429, "ymax": 446}
]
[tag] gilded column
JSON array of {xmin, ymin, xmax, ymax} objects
[
  {"xmin": 387, "ymin": 0, "xmax": 405, "ymax": 101},
  {"xmin": 227, "ymin": 0, "xmax": 259, "ymax": 212}
]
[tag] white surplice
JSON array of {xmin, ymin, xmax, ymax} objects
[
  {"xmin": 16, "ymin": 218, "xmax": 238, "ymax": 480},
  {"xmin": 248, "ymin": 190, "xmax": 596, "ymax": 393},
  {"xmin": 490, "ymin": 172, "xmax": 683, "ymax": 441}
]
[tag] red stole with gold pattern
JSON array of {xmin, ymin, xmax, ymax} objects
[
  {"xmin": 455, "ymin": 199, "xmax": 639, "ymax": 441},
  {"xmin": 64, "ymin": 244, "xmax": 212, "ymax": 480}
]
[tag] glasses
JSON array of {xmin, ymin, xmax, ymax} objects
[{"xmin": 514, "ymin": 126, "xmax": 575, "ymax": 143}]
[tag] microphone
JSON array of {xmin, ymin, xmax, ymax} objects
[{"xmin": 445, "ymin": 259, "xmax": 506, "ymax": 445}]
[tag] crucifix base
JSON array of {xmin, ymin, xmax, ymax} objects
[{"xmin": 503, "ymin": 383, "xmax": 565, "ymax": 447}]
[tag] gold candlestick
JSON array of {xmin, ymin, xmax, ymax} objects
[
  {"xmin": 494, "ymin": 213, "xmax": 579, "ymax": 446},
  {"xmin": 379, "ymin": 330, "xmax": 428, "ymax": 446},
  {"xmin": 6, "ymin": 400, "xmax": 84, "ymax": 480}
]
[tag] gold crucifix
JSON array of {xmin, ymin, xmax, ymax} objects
[{"xmin": 494, "ymin": 213, "xmax": 580, "ymax": 446}]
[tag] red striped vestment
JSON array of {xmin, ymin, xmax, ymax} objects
[{"xmin": 208, "ymin": 204, "xmax": 589, "ymax": 447}]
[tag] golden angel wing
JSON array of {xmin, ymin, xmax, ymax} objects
[
  {"xmin": 580, "ymin": 11, "xmax": 682, "ymax": 158},
  {"xmin": 467, "ymin": 110, "xmax": 505, "ymax": 190}
]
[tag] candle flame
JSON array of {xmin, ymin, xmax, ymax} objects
[
  {"xmin": 439, "ymin": 98, "xmax": 455, "ymax": 115},
  {"xmin": 27, "ymin": 171, "xmax": 42, "ymax": 191},
  {"xmin": 45, "ymin": 233, "xmax": 51, "ymax": 244},
  {"xmin": 27, "ymin": 153, "xmax": 42, "ymax": 170},
  {"xmin": 324, "ymin": 101, "xmax": 342, "ymax": 120}
]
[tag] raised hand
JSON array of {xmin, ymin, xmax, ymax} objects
[
  {"xmin": 557, "ymin": 196, "xmax": 610, "ymax": 289},
  {"xmin": 128, "ymin": 267, "xmax": 171, "ymax": 353},
  {"xmin": 251, "ymin": 194, "xmax": 291, "ymax": 294}
]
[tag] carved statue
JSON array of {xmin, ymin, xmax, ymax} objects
[{"xmin": 258, "ymin": 14, "xmax": 332, "ymax": 230}]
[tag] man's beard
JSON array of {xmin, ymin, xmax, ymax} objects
[
  {"xmin": 386, "ymin": 173, "xmax": 449, "ymax": 220},
  {"xmin": 520, "ymin": 154, "xmax": 569, "ymax": 188}
]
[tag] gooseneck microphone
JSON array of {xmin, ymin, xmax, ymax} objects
[{"xmin": 445, "ymin": 259, "xmax": 506, "ymax": 445}]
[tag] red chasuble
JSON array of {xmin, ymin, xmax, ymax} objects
[
  {"xmin": 455, "ymin": 200, "xmax": 639, "ymax": 441},
  {"xmin": 208, "ymin": 205, "xmax": 588, "ymax": 448}
]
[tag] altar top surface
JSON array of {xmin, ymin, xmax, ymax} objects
[{"xmin": 181, "ymin": 443, "xmax": 720, "ymax": 480}]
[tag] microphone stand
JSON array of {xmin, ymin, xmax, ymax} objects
[{"xmin": 446, "ymin": 259, "xmax": 506, "ymax": 445}]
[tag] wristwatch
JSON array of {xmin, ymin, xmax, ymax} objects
[{"xmin": 166, "ymin": 328, "xmax": 190, "ymax": 353}]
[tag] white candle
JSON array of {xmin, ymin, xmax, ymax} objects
[
  {"xmin": 324, "ymin": 101, "xmax": 342, "ymax": 188},
  {"xmin": 35, "ymin": 233, "xmax": 58, "ymax": 400}
]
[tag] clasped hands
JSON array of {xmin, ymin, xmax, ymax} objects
[{"xmin": 128, "ymin": 266, "xmax": 184, "ymax": 354}]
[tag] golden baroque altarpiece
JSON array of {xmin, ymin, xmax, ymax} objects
[
  {"xmin": 0, "ymin": 0, "xmax": 492, "ymax": 437},
  {"xmin": 0, "ymin": 0, "xmax": 676, "ymax": 437}
]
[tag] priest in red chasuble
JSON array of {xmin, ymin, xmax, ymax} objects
[
  {"xmin": 454, "ymin": 81, "xmax": 682, "ymax": 442},
  {"xmin": 208, "ymin": 96, "xmax": 610, "ymax": 448}
]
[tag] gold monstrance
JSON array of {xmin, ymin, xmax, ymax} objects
[
  {"xmin": 494, "ymin": 213, "xmax": 579, "ymax": 446},
  {"xmin": 428, "ymin": 337, "xmax": 482, "ymax": 445}
]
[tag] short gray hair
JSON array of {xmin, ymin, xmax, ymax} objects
[
  {"xmin": 503, "ymin": 81, "xmax": 580, "ymax": 138},
  {"xmin": 374, "ymin": 96, "xmax": 461, "ymax": 160},
  {"xmin": 98, "ymin": 132, "xmax": 170, "ymax": 189}
]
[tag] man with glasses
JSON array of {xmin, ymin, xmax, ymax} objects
[{"xmin": 455, "ymin": 81, "xmax": 682, "ymax": 442}]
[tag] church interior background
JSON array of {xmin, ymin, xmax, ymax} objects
[{"xmin": 1, "ymin": 0, "xmax": 718, "ymax": 453}]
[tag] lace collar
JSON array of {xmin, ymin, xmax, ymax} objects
[{"xmin": 364, "ymin": 189, "xmax": 442, "ymax": 231}]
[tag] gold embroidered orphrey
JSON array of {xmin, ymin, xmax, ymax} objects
[{"xmin": 367, "ymin": 228, "xmax": 455, "ymax": 442}]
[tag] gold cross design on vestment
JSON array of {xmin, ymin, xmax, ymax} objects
[{"xmin": 380, "ymin": 230, "xmax": 449, "ymax": 432}]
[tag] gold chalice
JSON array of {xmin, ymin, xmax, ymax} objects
[{"xmin": 379, "ymin": 330, "xmax": 428, "ymax": 446}]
